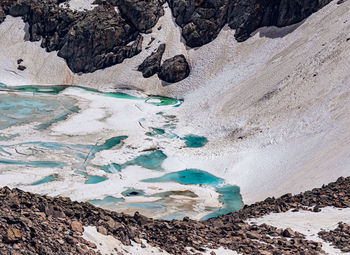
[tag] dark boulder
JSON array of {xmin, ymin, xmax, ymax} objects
[
  {"xmin": 158, "ymin": 54, "xmax": 190, "ymax": 83},
  {"xmin": 138, "ymin": 43, "xmax": 165, "ymax": 78},
  {"xmin": 8, "ymin": 0, "xmax": 30, "ymax": 17},
  {"xmin": 17, "ymin": 65, "xmax": 26, "ymax": 71}
]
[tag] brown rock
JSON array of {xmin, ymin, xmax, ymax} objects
[
  {"xmin": 5, "ymin": 228, "xmax": 22, "ymax": 243},
  {"xmin": 97, "ymin": 226, "xmax": 108, "ymax": 235},
  {"xmin": 246, "ymin": 231, "xmax": 261, "ymax": 240},
  {"xmin": 218, "ymin": 238, "xmax": 231, "ymax": 245},
  {"xmin": 71, "ymin": 221, "xmax": 83, "ymax": 233},
  {"xmin": 282, "ymin": 228, "xmax": 295, "ymax": 238},
  {"xmin": 313, "ymin": 206, "xmax": 321, "ymax": 212}
]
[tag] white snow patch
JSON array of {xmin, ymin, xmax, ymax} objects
[
  {"xmin": 59, "ymin": 0, "xmax": 97, "ymax": 11},
  {"xmin": 248, "ymin": 207, "xmax": 350, "ymax": 255},
  {"xmin": 83, "ymin": 226, "xmax": 170, "ymax": 255}
]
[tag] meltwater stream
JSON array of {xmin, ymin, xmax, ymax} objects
[{"xmin": 0, "ymin": 83, "xmax": 242, "ymax": 220}]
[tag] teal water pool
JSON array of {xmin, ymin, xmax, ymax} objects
[
  {"xmin": 145, "ymin": 128, "xmax": 166, "ymax": 137},
  {"xmin": 96, "ymin": 163, "xmax": 122, "ymax": 173},
  {"xmin": 88, "ymin": 196, "xmax": 125, "ymax": 205},
  {"xmin": 182, "ymin": 135, "xmax": 208, "ymax": 148},
  {"xmin": 0, "ymin": 84, "xmax": 183, "ymax": 107},
  {"xmin": 201, "ymin": 185, "xmax": 242, "ymax": 220},
  {"xmin": 0, "ymin": 94, "xmax": 78, "ymax": 130},
  {"xmin": 85, "ymin": 175, "xmax": 108, "ymax": 184},
  {"xmin": 143, "ymin": 169, "xmax": 243, "ymax": 220},
  {"xmin": 32, "ymin": 174, "xmax": 58, "ymax": 185},
  {"xmin": 121, "ymin": 150, "xmax": 167, "ymax": 170},
  {"xmin": 0, "ymin": 159, "xmax": 65, "ymax": 168},
  {"xmin": 142, "ymin": 169, "xmax": 223, "ymax": 186},
  {"xmin": 121, "ymin": 188, "xmax": 146, "ymax": 197}
]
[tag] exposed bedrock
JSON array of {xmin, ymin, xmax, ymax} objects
[
  {"xmin": 2, "ymin": 0, "xmax": 143, "ymax": 73},
  {"xmin": 167, "ymin": 0, "xmax": 332, "ymax": 46},
  {"xmin": 116, "ymin": 0, "xmax": 165, "ymax": 33},
  {"xmin": 167, "ymin": 0, "xmax": 229, "ymax": 47},
  {"xmin": 93, "ymin": 0, "xmax": 165, "ymax": 33},
  {"xmin": 0, "ymin": 8, "xmax": 5, "ymax": 23},
  {"xmin": 138, "ymin": 43, "xmax": 166, "ymax": 78},
  {"xmin": 56, "ymin": 6, "xmax": 142, "ymax": 73},
  {"xmin": 228, "ymin": 0, "xmax": 333, "ymax": 42},
  {"xmin": 158, "ymin": 54, "xmax": 190, "ymax": 83}
]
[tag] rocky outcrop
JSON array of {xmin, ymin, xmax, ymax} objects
[
  {"xmin": 228, "ymin": 0, "xmax": 333, "ymax": 42},
  {"xmin": 2, "ymin": 0, "xmax": 143, "ymax": 73},
  {"xmin": 57, "ymin": 6, "xmax": 142, "ymax": 73},
  {"xmin": 0, "ymin": 8, "xmax": 5, "ymax": 24},
  {"xmin": 138, "ymin": 43, "xmax": 166, "ymax": 78},
  {"xmin": 0, "ymin": 0, "xmax": 16, "ymax": 24},
  {"xmin": 158, "ymin": 54, "xmax": 190, "ymax": 83},
  {"xmin": 167, "ymin": 0, "xmax": 332, "ymax": 46},
  {"xmin": 117, "ymin": 0, "xmax": 165, "ymax": 33},
  {"xmin": 93, "ymin": 0, "xmax": 165, "ymax": 33},
  {"xmin": 167, "ymin": 0, "xmax": 229, "ymax": 47}
]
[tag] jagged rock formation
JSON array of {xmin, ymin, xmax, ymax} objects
[
  {"xmin": 228, "ymin": 0, "xmax": 333, "ymax": 42},
  {"xmin": 117, "ymin": 0, "xmax": 165, "ymax": 33},
  {"xmin": 167, "ymin": 0, "xmax": 333, "ymax": 46},
  {"xmin": 0, "ymin": 8, "xmax": 5, "ymax": 23},
  {"xmin": 138, "ymin": 43, "xmax": 166, "ymax": 78},
  {"xmin": 93, "ymin": 0, "xmax": 165, "ymax": 33},
  {"xmin": 158, "ymin": 54, "xmax": 190, "ymax": 83},
  {"xmin": 1, "ymin": 0, "xmax": 143, "ymax": 73},
  {"xmin": 167, "ymin": 0, "xmax": 229, "ymax": 47},
  {"xmin": 1, "ymin": 176, "xmax": 350, "ymax": 254},
  {"xmin": 56, "ymin": 6, "xmax": 142, "ymax": 73}
]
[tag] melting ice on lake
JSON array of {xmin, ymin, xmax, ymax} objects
[{"xmin": 0, "ymin": 84, "xmax": 242, "ymax": 220}]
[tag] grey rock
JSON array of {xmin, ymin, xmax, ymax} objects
[{"xmin": 138, "ymin": 43, "xmax": 165, "ymax": 78}]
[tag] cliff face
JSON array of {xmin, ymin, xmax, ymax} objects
[
  {"xmin": 167, "ymin": 0, "xmax": 332, "ymax": 46},
  {"xmin": 0, "ymin": 0, "xmax": 332, "ymax": 78},
  {"xmin": 228, "ymin": 0, "xmax": 333, "ymax": 42}
]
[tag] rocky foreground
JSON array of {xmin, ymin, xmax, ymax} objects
[{"xmin": 1, "ymin": 176, "xmax": 350, "ymax": 254}]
